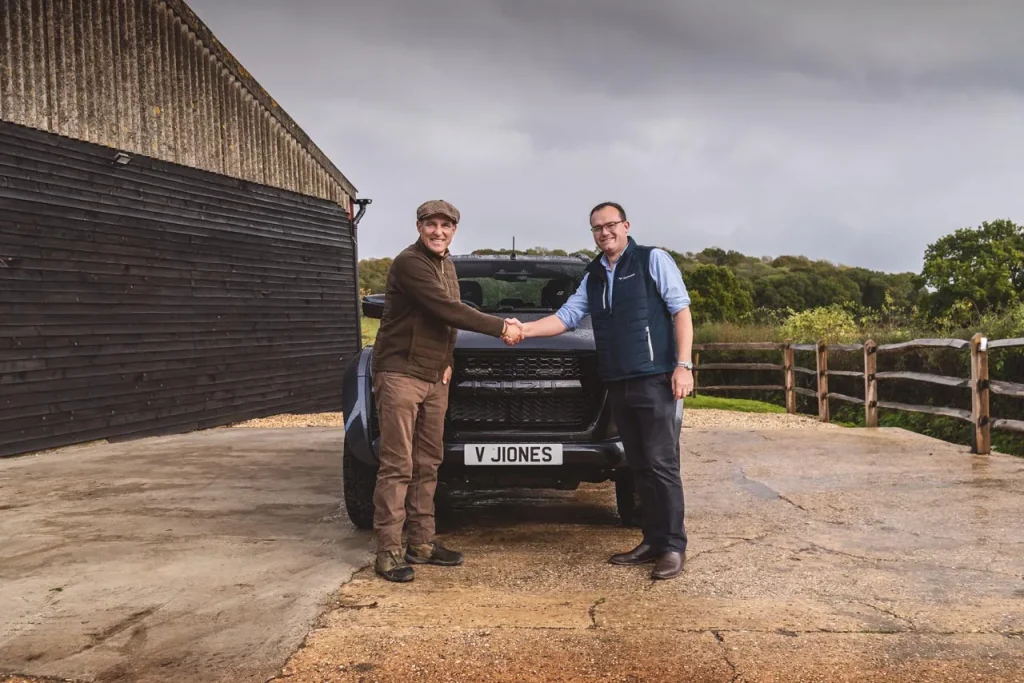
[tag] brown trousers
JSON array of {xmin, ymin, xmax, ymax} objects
[{"xmin": 372, "ymin": 371, "xmax": 450, "ymax": 552}]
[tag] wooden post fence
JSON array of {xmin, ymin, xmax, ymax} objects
[
  {"xmin": 783, "ymin": 339, "xmax": 796, "ymax": 414},
  {"xmin": 816, "ymin": 341, "xmax": 829, "ymax": 422},
  {"xmin": 693, "ymin": 351, "xmax": 700, "ymax": 396},
  {"xmin": 970, "ymin": 333, "xmax": 991, "ymax": 454},
  {"xmin": 690, "ymin": 334, "xmax": 1023, "ymax": 455},
  {"xmin": 864, "ymin": 340, "xmax": 878, "ymax": 427}
]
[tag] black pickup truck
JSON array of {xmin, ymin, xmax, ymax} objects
[{"xmin": 341, "ymin": 253, "xmax": 650, "ymax": 528}]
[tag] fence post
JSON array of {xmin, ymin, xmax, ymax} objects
[
  {"xmin": 693, "ymin": 351, "xmax": 700, "ymax": 397},
  {"xmin": 864, "ymin": 339, "xmax": 878, "ymax": 427},
  {"xmin": 783, "ymin": 339, "xmax": 795, "ymax": 414},
  {"xmin": 816, "ymin": 340, "xmax": 829, "ymax": 422},
  {"xmin": 970, "ymin": 332, "xmax": 991, "ymax": 455}
]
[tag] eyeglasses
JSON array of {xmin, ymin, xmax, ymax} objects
[{"xmin": 590, "ymin": 220, "xmax": 624, "ymax": 234}]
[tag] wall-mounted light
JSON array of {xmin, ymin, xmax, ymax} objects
[{"xmin": 113, "ymin": 152, "xmax": 131, "ymax": 166}]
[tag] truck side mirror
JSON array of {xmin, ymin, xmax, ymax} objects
[{"xmin": 361, "ymin": 294, "xmax": 385, "ymax": 319}]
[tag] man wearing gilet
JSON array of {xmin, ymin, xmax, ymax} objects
[{"xmin": 517, "ymin": 201, "xmax": 694, "ymax": 580}]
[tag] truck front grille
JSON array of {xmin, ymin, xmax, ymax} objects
[
  {"xmin": 448, "ymin": 352, "xmax": 601, "ymax": 431},
  {"xmin": 448, "ymin": 390, "xmax": 592, "ymax": 427},
  {"xmin": 459, "ymin": 355, "xmax": 583, "ymax": 380}
]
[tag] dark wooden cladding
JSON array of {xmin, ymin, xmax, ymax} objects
[{"xmin": 0, "ymin": 121, "xmax": 360, "ymax": 457}]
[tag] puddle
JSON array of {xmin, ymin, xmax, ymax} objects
[{"xmin": 732, "ymin": 468, "xmax": 781, "ymax": 500}]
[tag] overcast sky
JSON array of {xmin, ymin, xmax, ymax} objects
[{"xmin": 188, "ymin": 0, "xmax": 1024, "ymax": 274}]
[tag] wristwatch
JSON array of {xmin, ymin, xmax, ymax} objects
[{"xmin": 676, "ymin": 361, "xmax": 694, "ymax": 370}]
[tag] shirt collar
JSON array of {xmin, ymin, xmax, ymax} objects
[{"xmin": 599, "ymin": 237, "xmax": 635, "ymax": 270}]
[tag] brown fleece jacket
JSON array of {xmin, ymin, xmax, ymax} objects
[{"xmin": 370, "ymin": 239, "xmax": 507, "ymax": 383}]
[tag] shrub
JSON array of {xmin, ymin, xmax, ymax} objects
[{"xmin": 779, "ymin": 305, "xmax": 859, "ymax": 344}]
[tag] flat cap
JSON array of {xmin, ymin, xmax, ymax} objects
[{"xmin": 416, "ymin": 199, "xmax": 460, "ymax": 224}]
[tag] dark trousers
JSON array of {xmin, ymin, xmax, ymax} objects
[{"xmin": 607, "ymin": 372, "xmax": 687, "ymax": 553}]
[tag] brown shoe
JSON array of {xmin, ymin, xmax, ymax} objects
[
  {"xmin": 651, "ymin": 551, "xmax": 685, "ymax": 580},
  {"xmin": 375, "ymin": 550, "xmax": 414, "ymax": 582},
  {"xmin": 609, "ymin": 542, "xmax": 661, "ymax": 566},
  {"xmin": 406, "ymin": 541, "xmax": 464, "ymax": 567}
]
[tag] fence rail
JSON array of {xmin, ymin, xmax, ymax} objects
[{"xmin": 691, "ymin": 333, "xmax": 1024, "ymax": 454}]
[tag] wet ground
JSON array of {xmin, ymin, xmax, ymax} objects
[
  {"xmin": 0, "ymin": 428, "xmax": 369, "ymax": 683},
  {"xmin": 280, "ymin": 427, "xmax": 1024, "ymax": 683},
  {"xmin": 2, "ymin": 425, "xmax": 1023, "ymax": 682}
]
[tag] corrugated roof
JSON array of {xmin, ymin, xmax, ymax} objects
[{"xmin": 0, "ymin": 0, "xmax": 357, "ymax": 205}]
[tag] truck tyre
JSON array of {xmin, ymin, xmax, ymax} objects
[
  {"xmin": 614, "ymin": 470, "xmax": 643, "ymax": 528},
  {"xmin": 343, "ymin": 440, "xmax": 377, "ymax": 530}
]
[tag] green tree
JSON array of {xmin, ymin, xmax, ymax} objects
[
  {"xmin": 753, "ymin": 271, "xmax": 814, "ymax": 310},
  {"xmin": 920, "ymin": 219, "xmax": 1024, "ymax": 321},
  {"xmin": 686, "ymin": 264, "xmax": 754, "ymax": 323},
  {"xmin": 358, "ymin": 257, "xmax": 392, "ymax": 295}
]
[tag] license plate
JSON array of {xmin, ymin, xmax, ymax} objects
[{"xmin": 464, "ymin": 444, "xmax": 563, "ymax": 466}]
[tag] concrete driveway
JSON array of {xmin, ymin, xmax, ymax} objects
[
  {"xmin": 0, "ymin": 428, "xmax": 370, "ymax": 683},
  {"xmin": 3, "ymin": 423, "xmax": 1023, "ymax": 682},
  {"xmin": 279, "ymin": 427, "xmax": 1024, "ymax": 683}
]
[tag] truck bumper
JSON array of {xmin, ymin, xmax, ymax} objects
[
  {"xmin": 359, "ymin": 435, "xmax": 627, "ymax": 486},
  {"xmin": 443, "ymin": 440, "xmax": 626, "ymax": 469},
  {"xmin": 436, "ymin": 439, "xmax": 627, "ymax": 488}
]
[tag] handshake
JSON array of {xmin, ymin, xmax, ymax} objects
[{"xmin": 501, "ymin": 318, "xmax": 526, "ymax": 345}]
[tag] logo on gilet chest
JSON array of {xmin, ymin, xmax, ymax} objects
[{"xmin": 587, "ymin": 250, "xmax": 647, "ymax": 315}]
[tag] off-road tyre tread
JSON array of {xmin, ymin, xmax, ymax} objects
[{"xmin": 343, "ymin": 440, "xmax": 377, "ymax": 530}]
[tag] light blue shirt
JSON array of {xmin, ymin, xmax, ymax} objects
[{"xmin": 555, "ymin": 248, "xmax": 691, "ymax": 330}]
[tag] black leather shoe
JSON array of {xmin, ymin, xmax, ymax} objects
[
  {"xmin": 609, "ymin": 543, "xmax": 661, "ymax": 565},
  {"xmin": 651, "ymin": 551, "xmax": 685, "ymax": 580}
]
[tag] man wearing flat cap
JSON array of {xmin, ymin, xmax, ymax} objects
[{"xmin": 369, "ymin": 199, "xmax": 523, "ymax": 582}]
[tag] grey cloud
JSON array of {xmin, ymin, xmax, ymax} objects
[
  {"xmin": 490, "ymin": 0, "xmax": 1024, "ymax": 94},
  {"xmin": 225, "ymin": 0, "xmax": 1024, "ymax": 97},
  {"xmin": 187, "ymin": 0, "xmax": 1024, "ymax": 273}
]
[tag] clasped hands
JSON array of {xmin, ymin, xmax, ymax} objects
[{"xmin": 501, "ymin": 318, "xmax": 525, "ymax": 345}]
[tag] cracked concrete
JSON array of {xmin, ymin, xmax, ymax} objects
[
  {"xmin": 3, "ymin": 425, "xmax": 1023, "ymax": 682},
  {"xmin": 275, "ymin": 426, "xmax": 1023, "ymax": 682},
  {"xmin": 712, "ymin": 630, "xmax": 741, "ymax": 683}
]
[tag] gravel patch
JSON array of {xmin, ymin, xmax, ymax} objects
[
  {"xmin": 228, "ymin": 412, "xmax": 344, "ymax": 428},
  {"xmin": 683, "ymin": 408, "xmax": 842, "ymax": 430},
  {"xmin": 228, "ymin": 409, "xmax": 841, "ymax": 430}
]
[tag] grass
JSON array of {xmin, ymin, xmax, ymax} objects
[
  {"xmin": 361, "ymin": 317, "xmax": 379, "ymax": 347},
  {"xmin": 685, "ymin": 394, "xmax": 786, "ymax": 413}
]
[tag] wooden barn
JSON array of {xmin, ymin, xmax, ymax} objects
[{"xmin": 0, "ymin": 0, "xmax": 365, "ymax": 457}]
